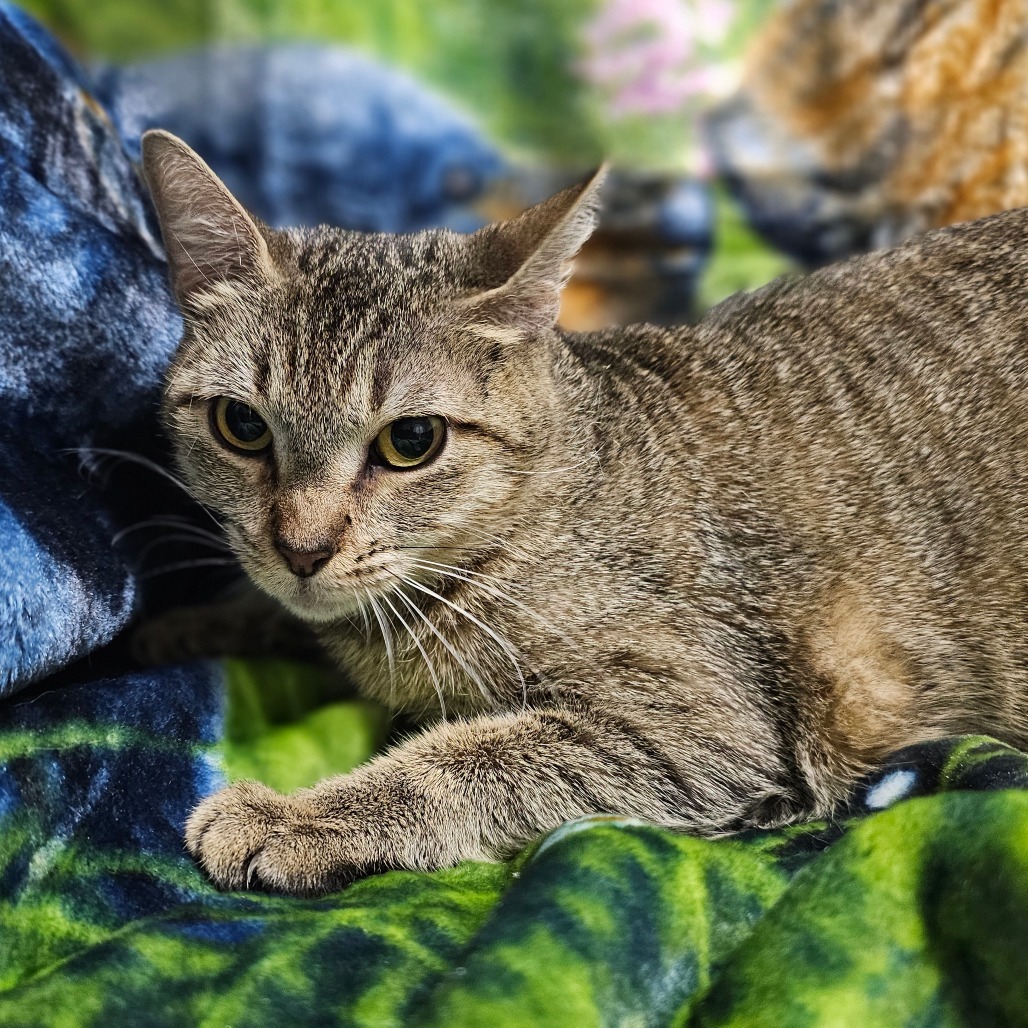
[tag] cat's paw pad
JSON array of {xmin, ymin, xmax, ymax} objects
[{"xmin": 186, "ymin": 781, "xmax": 363, "ymax": 895}]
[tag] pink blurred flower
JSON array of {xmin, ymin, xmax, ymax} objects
[{"xmin": 579, "ymin": 0, "xmax": 737, "ymax": 116}]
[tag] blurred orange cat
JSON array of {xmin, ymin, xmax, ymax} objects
[{"xmin": 710, "ymin": 0, "xmax": 1028, "ymax": 263}]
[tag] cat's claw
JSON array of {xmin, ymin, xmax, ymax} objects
[
  {"xmin": 245, "ymin": 851, "xmax": 263, "ymax": 890},
  {"xmin": 185, "ymin": 780, "xmax": 295, "ymax": 891}
]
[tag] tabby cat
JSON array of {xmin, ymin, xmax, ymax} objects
[{"xmin": 143, "ymin": 128, "xmax": 1028, "ymax": 896}]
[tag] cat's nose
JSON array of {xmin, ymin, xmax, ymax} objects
[{"xmin": 274, "ymin": 538, "xmax": 336, "ymax": 578}]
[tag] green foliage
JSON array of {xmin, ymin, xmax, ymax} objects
[
  {"xmin": 22, "ymin": 0, "xmax": 604, "ymax": 161},
  {"xmin": 22, "ymin": 0, "xmax": 773, "ymax": 166},
  {"xmin": 698, "ymin": 185, "xmax": 796, "ymax": 311}
]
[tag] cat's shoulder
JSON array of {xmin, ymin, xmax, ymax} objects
[
  {"xmin": 559, "ymin": 321, "xmax": 695, "ymax": 375},
  {"xmin": 560, "ymin": 205, "xmax": 1028, "ymax": 383}
]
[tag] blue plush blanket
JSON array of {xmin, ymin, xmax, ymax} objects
[{"xmin": 0, "ymin": 4, "xmax": 179, "ymax": 694}]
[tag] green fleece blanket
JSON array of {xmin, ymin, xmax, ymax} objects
[{"xmin": 2, "ymin": 658, "xmax": 1027, "ymax": 1027}]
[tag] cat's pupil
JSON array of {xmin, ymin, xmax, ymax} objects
[
  {"xmin": 225, "ymin": 401, "xmax": 267, "ymax": 442},
  {"xmin": 390, "ymin": 417, "xmax": 435, "ymax": 459}
]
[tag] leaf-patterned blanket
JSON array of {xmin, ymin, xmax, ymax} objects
[{"xmin": 2, "ymin": 661, "xmax": 1027, "ymax": 1026}]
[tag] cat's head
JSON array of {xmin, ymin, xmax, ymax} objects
[{"xmin": 142, "ymin": 130, "xmax": 604, "ymax": 622}]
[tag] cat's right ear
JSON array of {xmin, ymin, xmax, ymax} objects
[
  {"xmin": 462, "ymin": 167, "xmax": 607, "ymax": 336},
  {"xmin": 141, "ymin": 129, "xmax": 277, "ymax": 308}
]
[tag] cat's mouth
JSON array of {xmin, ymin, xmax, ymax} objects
[
  {"xmin": 226, "ymin": 526, "xmax": 400, "ymax": 623},
  {"xmin": 258, "ymin": 558, "xmax": 397, "ymax": 625}
]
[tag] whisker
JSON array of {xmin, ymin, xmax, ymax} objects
[
  {"xmin": 407, "ymin": 558, "xmax": 568, "ymax": 641},
  {"xmin": 402, "ymin": 555, "xmax": 525, "ymax": 593},
  {"xmin": 138, "ymin": 557, "xmax": 239, "ymax": 579},
  {"xmin": 353, "ymin": 598, "xmax": 372, "ymax": 640},
  {"xmin": 364, "ymin": 588, "xmax": 397, "ymax": 704},
  {"xmin": 136, "ymin": 533, "xmax": 232, "ymax": 563},
  {"xmin": 112, "ymin": 517, "xmax": 227, "ymax": 547},
  {"xmin": 407, "ymin": 559, "xmax": 568, "ymax": 699},
  {"xmin": 451, "ymin": 524, "xmax": 534, "ymax": 562},
  {"xmin": 391, "ymin": 585, "xmax": 494, "ymax": 708},
  {"xmin": 381, "ymin": 589, "xmax": 447, "ymax": 722},
  {"xmin": 393, "ymin": 572, "xmax": 527, "ymax": 709},
  {"xmin": 68, "ymin": 446, "xmax": 222, "ymax": 528},
  {"xmin": 389, "ymin": 545, "xmax": 481, "ymax": 552},
  {"xmin": 407, "ymin": 559, "xmax": 549, "ymax": 626}
]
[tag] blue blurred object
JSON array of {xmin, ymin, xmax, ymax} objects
[{"xmin": 96, "ymin": 44, "xmax": 507, "ymax": 233}]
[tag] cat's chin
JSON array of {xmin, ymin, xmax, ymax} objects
[{"xmin": 267, "ymin": 583, "xmax": 363, "ymax": 626}]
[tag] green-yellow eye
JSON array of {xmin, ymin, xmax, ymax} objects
[
  {"xmin": 212, "ymin": 396, "xmax": 273, "ymax": 454},
  {"xmin": 374, "ymin": 415, "xmax": 445, "ymax": 469}
]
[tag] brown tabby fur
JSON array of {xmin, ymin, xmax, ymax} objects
[
  {"xmin": 710, "ymin": 0, "xmax": 1028, "ymax": 264},
  {"xmin": 142, "ymin": 128, "xmax": 1028, "ymax": 896}
]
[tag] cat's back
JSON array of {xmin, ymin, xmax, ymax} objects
[
  {"xmin": 664, "ymin": 209, "xmax": 1028, "ymax": 749},
  {"xmin": 692, "ymin": 207, "xmax": 1028, "ymax": 429},
  {"xmin": 561, "ymin": 206, "xmax": 1028, "ymax": 534}
]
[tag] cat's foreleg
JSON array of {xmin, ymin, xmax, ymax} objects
[{"xmin": 185, "ymin": 705, "xmax": 723, "ymax": 895}]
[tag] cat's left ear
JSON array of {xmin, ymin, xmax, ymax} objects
[
  {"xmin": 463, "ymin": 167, "xmax": 607, "ymax": 334},
  {"xmin": 141, "ymin": 129, "xmax": 278, "ymax": 308}
]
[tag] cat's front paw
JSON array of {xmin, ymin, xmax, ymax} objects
[{"xmin": 185, "ymin": 780, "xmax": 403, "ymax": 895}]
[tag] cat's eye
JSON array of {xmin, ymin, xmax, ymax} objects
[
  {"xmin": 374, "ymin": 415, "xmax": 445, "ymax": 469},
  {"xmin": 211, "ymin": 397, "xmax": 273, "ymax": 454}
]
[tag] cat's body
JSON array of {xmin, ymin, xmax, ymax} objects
[{"xmin": 143, "ymin": 130, "xmax": 1028, "ymax": 895}]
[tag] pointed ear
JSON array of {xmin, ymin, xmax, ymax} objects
[
  {"xmin": 463, "ymin": 166, "xmax": 607, "ymax": 333},
  {"xmin": 141, "ymin": 129, "xmax": 277, "ymax": 307}
]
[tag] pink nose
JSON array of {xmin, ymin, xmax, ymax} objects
[{"xmin": 274, "ymin": 539, "xmax": 335, "ymax": 578}]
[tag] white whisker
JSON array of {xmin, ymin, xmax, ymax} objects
[
  {"xmin": 402, "ymin": 555, "xmax": 524, "ymax": 593},
  {"xmin": 453, "ymin": 524, "xmax": 534, "ymax": 561},
  {"xmin": 394, "ymin": 572, "xmax": 528, "ymax": 710},
  {"xmin": 381, "ymin": 589, "xmax": 447, "ymax": 721},
  {"xmin": 391, "ymin": 585, "xmax": 494, "ymax": 708},
  {"xmin": 139, "ymin": 557, "xmax": 239, "ymax": 579},
  {"xmin": 352, "ymin": 598, "xmax": 372, "ymax": 640},
  {"xmin": 136, "ymin": 533, "xmax": 232, "ymax": 563},
  {"xmin": 364, "ymin": 588, "xmax": 397, "ymax": 705},
  {"xmin": 112, "ymin": 517, "xmax": 226, "ymax": 547},
  {"xmin": 68, "ymin": 446, "xmax": 222, "ymax": 528},
  {"xmin": 407, "ymin": 557, "xmax": 568, "ymax": 649}
]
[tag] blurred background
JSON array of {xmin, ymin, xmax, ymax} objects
[
  {"xmin": 18, "ymin": 0, "xmax": 793, "ymax": 328},
  {"xmin": 18, "ymin": 0, "xmax": 1028, "ymax": 325}
]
